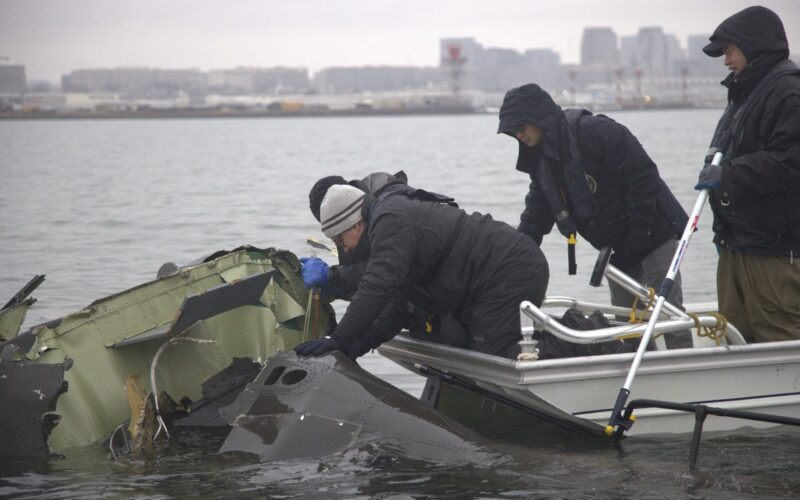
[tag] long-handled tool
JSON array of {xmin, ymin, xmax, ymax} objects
[{"xmin": 605, "ymin": 144, "xmax": 728, "ymax": 438}]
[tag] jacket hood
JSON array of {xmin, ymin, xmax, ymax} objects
[
  {"xmin": 703, "ymin": 6, "xmax": 789, "ymax": 61},
  {"xmin": 497, "ymin": 83, "xmax": 562, "ymax": 136},
  {"xmin": 360, "ymin": 171, "xmax": 407, "ymax": 197}
]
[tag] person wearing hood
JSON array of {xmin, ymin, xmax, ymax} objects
[
  {"xmin": 694, "ymin": 6, "xmax": 800, "ymax": 342},
  {"xmin": 294, "ymin": 183, "xmax": 549, "ymax": 360},
  {"xmin": 498, "ymin": 83, "xmax": 692, "ymax": 349}
]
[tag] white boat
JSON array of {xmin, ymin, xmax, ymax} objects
[{"xmin": 378, "ymin": 264, "xmax": 800, "ymax": 437}]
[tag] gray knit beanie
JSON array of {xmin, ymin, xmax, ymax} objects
[{"xmin": 320, "ymin": 184, "xmax": 365, "ymax": 238}]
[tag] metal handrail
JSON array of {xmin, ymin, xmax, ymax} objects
[
  {"xmin": 542, "ymin": 296, "xmax": 645, "ymax": 319},
  {"xmin": 603, "ymin": 264, "xmax": 688, "ymax": 319},
  {"xmin": 526, "ymin": 260, "xmax": 746, "ymax": 346},
  {"xmin": 520, "ymin": 300, "xmax": 747, "ymax": 345}
]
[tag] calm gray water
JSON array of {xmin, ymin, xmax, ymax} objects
[{"xmin": 1, "ymin": 112, "xmax": 799, "ymax": 498}]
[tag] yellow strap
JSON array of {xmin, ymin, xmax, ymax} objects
[
  {"xmin": 425, "ymin": 314, "xmax": 434, "ymax": 334},
  {"xmin": 628, "ymin": 287, "xmax": 656, "ymax": 324},
  {"xmin": 688, "ymin": 312, "xmax": 728, "ymax": 346}
]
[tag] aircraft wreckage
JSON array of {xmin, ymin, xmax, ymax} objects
[
  {"xmin": 0, "ymin": 245, "xmax": 493, "ymax": 464},
  {"xmin": 1, "ymin": 247, "xmax": 329, "ymax": 458}
]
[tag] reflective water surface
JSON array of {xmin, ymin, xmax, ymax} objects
[{"xmin": 1, "ymin": 112, "xmax": 798, "ymax": 498}]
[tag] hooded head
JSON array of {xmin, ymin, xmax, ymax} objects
[
  {"xmin": 703, "ymin": 6, "xmax": 789, "ymax": 61},
  {"xmin": 497, "ymin": 83, "xmax": 562, "ymax": 140},
  {"xmin": 320, "ymin": 184, "xmax": 365, "ymax": 239}
]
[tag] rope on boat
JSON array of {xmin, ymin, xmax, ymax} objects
[
  {"xmin": 517, "ymin": 351, "xmax": 540, "ymax": 361},
  {"xmin": 614, "ymin": 286, "xmax": 676, "ymax": 344},
  {"xmin": 688, "ymin": 312, "xmax": 728, "ymax": 345},
  {"xmin": 628, "ymin": 287, "xmax": 656, "ymax": 324},
  {"xmin": 618, "ymin": 288, "xmax": 728, "ymax": 346}
]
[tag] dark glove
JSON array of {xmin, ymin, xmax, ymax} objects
[
  {"xmin": 299, "ymin": 257, "xmax": 329, "ymax": 288},
  {"xmin": 517, "ymin": 221, "xmax": 544, "ymax": 246},
  {"xmin": 622, "ymin": 227, "xmax": 652, "ymax": 257},
  {"xmin": 294, "ymin": 336, "xmax": 344, "ymax": 357},
  {"xmin": 346, "ymin": 339, "xmax": 373, "ymax": 361},
  {"xmin": 694, "ymin": 163, "xmax": 722, "ymax": 190}
]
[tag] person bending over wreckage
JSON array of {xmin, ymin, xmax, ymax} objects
[
  {"xmin": 303, "ymin": 171, "xmax": 477, "ymax": 354},
  {"xmin": 304, "ymin": 171, "xmax": 422, "ymax": 301},
  {"xmin": 294, "ymin": 179, "xmax": 550, "ymax": 360},
  {"xmin": 498, "ymin": 83, "xmax": 692, "ymax": 349}
]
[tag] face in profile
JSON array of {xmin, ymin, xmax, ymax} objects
[
  {"xmin": 333, "ymin": 221, "xmax": 365, "ymax": 253},
  {"xmin": 514, "ymin": 124, "xmax": 544, "ymax": 148},
  {"xmin": 723, "ymin": 43, "xmax": 748, "ymax": 75}
]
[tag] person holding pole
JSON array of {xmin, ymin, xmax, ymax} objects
[
  {"xmin": 498, "ymin": 83, "xmax": 691, "ymax": 348},
  {"xmin": 695, "ymin": 5, "xmax": 800, "ymax": 343}
]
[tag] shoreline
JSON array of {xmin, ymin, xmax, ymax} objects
[
  {"xmin": 0, "ymin": 105, "xmax": 482, "ymax": 120},
  {"xmin": 0, "ymin": 102, "xmax": 724, "ymax": 120}
]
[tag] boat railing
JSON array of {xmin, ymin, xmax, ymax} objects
[
  {"xmin": 520, "ymin": 301, "xmax": 745, "ymax": 345},
  {"xmin": 603, "ymin": 264, "xmax": 689, "ymax": 319},
  {"xmin": 519, "ymin": 262, "xmax": 747, "ymax": 347}
]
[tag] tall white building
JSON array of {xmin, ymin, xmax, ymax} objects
[
  {"xmin": 0, "ymin": 57, "xmax": 26, "ymax": 95},
  {"xmin": 633, "ymin": 27, "xmax": 670, "ymax": 76},
  {"xmin": 581, "ymin": 28, "xmax": 620, "ymax": 67}
]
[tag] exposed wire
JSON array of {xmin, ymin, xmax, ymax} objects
[{"xmin": 150, "ymin": 335, "xmax": 216, "ymax": 441}]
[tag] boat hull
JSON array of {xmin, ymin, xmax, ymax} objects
[{"xmin": 379, "ymin": 335, "xmax": 800, "ymax": 436}]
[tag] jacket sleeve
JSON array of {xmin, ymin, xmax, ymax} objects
[
  {"xmin": 328, "ymin": 261, "xmax": 366, "ymax": 300},
  {"xmin": 361, "ymin": 295, "xmax": 410, "ymax": 346},
  {"xmin": 332, "ymin": 210, "xmax": 415, "ymax": 346},
  {"xmin": 588, "ymin": 116, "xmax": 660, "ymax": 233},
  {"xmin": 519, "ymin": 175, "xmax": 555, "ymax": 245},
  {"xmin": 723, "ymin": 92, "xmax": 800, "ymax": 195},
  {"xmin": 345, "ymin": 296, "xmax": 409, "ymax": 360}
]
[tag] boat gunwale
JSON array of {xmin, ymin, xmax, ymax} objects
[{"xmin": 380, "ymin": 335, "xmax": 800, "ymax": 379}]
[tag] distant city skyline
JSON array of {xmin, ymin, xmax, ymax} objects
[{"xmin": 2, "ymin": 0, "xmax": 799, "ymax": 83}]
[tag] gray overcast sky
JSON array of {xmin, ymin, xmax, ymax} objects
[{"xmin": 1, "ymin": 0, "xmax": 798, "ymax": 83}]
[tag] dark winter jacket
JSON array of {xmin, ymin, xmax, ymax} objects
[
  {"xmin": 704, "ymin": 7, "xmax": 800, "ymax": 256},
  {"xmin": 326, "ymin": 171, "xmax": 458, "ymax": 298},
  {"xmin": 327, "ymin": 172, "xmax": 410, "ymax": 296},
  {"xmin": 498, "ymin": 83, "xmax": 688, "ymax": 268},
  {"xmin": 330, "ymin": 194, "xmax": 546, "ymax": 348}
]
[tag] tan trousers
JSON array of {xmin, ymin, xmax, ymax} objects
[{"xmin": 718, "ymin": 248, "xmax": 800, "ymax": 343}]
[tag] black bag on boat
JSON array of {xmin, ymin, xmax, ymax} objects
[{"xmin": 533, "ymin": 308, "xmax": 639, "ymax": 359}]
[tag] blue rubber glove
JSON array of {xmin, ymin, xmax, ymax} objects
[
  {"xmin": 695, "ymin": 163, "xmax": 722, "ymax": 190},
  {"xmin": 294, "ymin": 336, "xmax": 343, "ymax": 357},
  {"xmin": 299, "ymin": 257, "xmax": 329, "ymax": 289}
]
